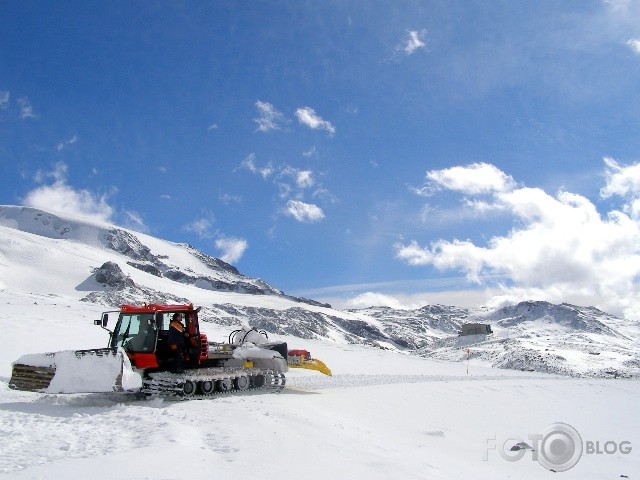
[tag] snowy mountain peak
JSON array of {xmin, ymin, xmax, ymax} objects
[
  {"xmin": 0, "ymin": 205, "xmax": 108, "ymax": 242},
  {"xmin": 0, "ymin": 205, "xmax": 282, "ymax": 300},
  {"xmin": 476, "ymin": 300, "xmax": 620, "ymax": 337}
]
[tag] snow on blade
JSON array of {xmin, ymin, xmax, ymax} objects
[
  {"xmin": 119, "ymin": 348, "xmax": 143, "ymax": 391},
  {"xmin": 13, "ymin": 352, "xmax": 56, "ymax": 368},
  {"xmin": 15, "ymin": 348, "xmax": 142, "ymax": 393}
]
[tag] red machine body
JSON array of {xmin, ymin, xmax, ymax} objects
[{"xmin": 107, "ymin": 304, "xmax": 208, "ymax": 370}]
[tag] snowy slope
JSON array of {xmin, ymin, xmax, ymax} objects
[
  {"xmin": 0, "ymin": 291, "xmax": 638, "ymax": 479},
  {"xmin": 0, "ymin": 205, "xmax": 282, "ymax": 297},
  {"xmin": 0, "ymin": 205, "xmax": 638, "ymax": 478}
]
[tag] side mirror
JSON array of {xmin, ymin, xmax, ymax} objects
[{"xmin": 94, "ymin": 313, "xmax": 108, "ymax": 328}]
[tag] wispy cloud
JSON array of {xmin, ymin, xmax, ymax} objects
[
  {"xmin": 239, "ymin": 153, "xmax": 274, "ymax": 179},
  {"xmin": 281, "ymin": 166, "xmax": 315, "ymax": 190},
  {"xmin": 293, "ymin": 276, "xmax": 495, "ymax": 310},
  {"xmin": 627, "ymin": 38, "xmax": 640, "ymax": 54},
  {"xmin": 346, "ymin": 292, "xmax": 409, "ymax": 309},
  {"xmin": 600, "ymin": 156, "xmax": 640, "ymax": 218},
  {"xmin": 56, "ymin": 135, "xmax": 78, "ymax": 152},
  {"xmin": 0, "ymin": 91, "xmax": 9, "ymax": 109},
  {"xmin": 33, "ymin": 162, "xmax": 66, "ymax": 184},
  {"xmin": 215, "ymin": 236, "xmax": 248, "ymax": 264},
  {"xmin": 219, "ymin": 192, "xmax": 242, "ymax": 205},
  {"xmin": 183, "ymin": 216, "xmax": 214, "ymax": 239},
  {"xmin": 17, "ymin": 96, "xmax": 37, "ymax": 119},
  {"xmin": 24, "ymin": 162, "xmax": 114, "ymax": 223},
  {"xmin": 122, "ymin": 210, "xmax": 148, "ymax": 233},
  {"xmin": 340, "ymin": 290, "xmax": 495, "ymax": 311},
  {"xmin": 295, "ymin": 107, "xmax": 336, "ymax": 136},
  {"xmin": 238, "ymin": 155, "xmax": 333, "ymax": 223},
  {"xmin": 254, "ymin": 100, "xmax": 286, "ymax": 132},
  {"xmin": 397, "ymin": 29, "xmax": 427, "ymax": 56},
  {"xmin": 254, "ymin": 102, "xmax": 337, "ymax": 137},
  {"xmin": 396, "ymin": 159, "xmax": 640, "ymax": 319},
  {"xmin": 285, "ymin": 199, "xmax": 325, "ymax": 223},
  {"xmin": 302, "ymin": 146, "xmax": 318, "ymax": 158}
]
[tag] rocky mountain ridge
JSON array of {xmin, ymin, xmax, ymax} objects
[{"xmin": 0, "ymin": 206, "xmax": 314, "ymax": 301}]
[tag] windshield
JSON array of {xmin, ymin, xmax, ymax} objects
[{"xmin": 113, "ymin": 313, "xmax": 157, "ymax": 352}]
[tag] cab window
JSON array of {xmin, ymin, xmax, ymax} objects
[{"xmin": 114, "ymin": 313, "xmax": 157, "ymax": 352}]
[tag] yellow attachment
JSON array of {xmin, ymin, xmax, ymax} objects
[
  {"xmin": 243, "ymin": 361, "xmax": 254, "ymax": 368},
  {"xmin": 288, "ymin": 357, "xmax": 332, "ymax": 376}
]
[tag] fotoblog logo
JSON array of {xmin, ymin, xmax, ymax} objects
[
  {"xmin": 533, "ymin": 423, "xmax": 583, "ymax": 471},
  {"xmin": 484, "ymin": 422, "xmax": 632, "ymax": 472}
]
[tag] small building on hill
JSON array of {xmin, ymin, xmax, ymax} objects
[{"xmin": 458, "ymin": 323, "xmax": 493, "ymax": 336}]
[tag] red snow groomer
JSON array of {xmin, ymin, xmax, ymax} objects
[{"xmin": 9, "ymin": 303, "xmax": 331, "ymax": 398}]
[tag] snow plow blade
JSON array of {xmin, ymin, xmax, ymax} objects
[
  {"xmin": 287, "ymin": 350, "xmax": 332, "ymax": 376},
  {"xmin": 9, "ymin": 348, "xmax": 142, "ymax": 394}
]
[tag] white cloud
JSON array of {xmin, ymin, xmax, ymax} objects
[
  {"xmin": 24, "ymin": 162, "xmax": 114, "ymax": 222},
  {"xmin": 462, "ymin": 198, "xmax": 505, "ymax": 215},
  {"xmin": 346, "ymin": 292, "xmax": 410, "ymax": 309},
  {"xmin": 240, "ymin": 158, "xmax": 332, "ymax": 223},
  {"xmin": 295, "ymin": 107, "xmax": 336, "ymax": 136},
  {"xmin": 299, "ymin": 279, "xmax": 497, "ymax": 311},
  {"xmin": 254, "ymin": 100, "xmax": 285, "ymax": 132},
  {"xmin": 276, "ymin": 182, "xmax": 293, "ymax": 199},
  {"xmin": 627, "ymin": 38, "xmax": 640, "ymax": 54},
  {"xmin": 34, "ymin": 161, "xmax": 67, "ymax": 184},
  {"xmin": 281, "ymin": 166, "xmax": 315, "ymax": 190},
  {"xmin": 239, "ymin": 153, "xmax": 273, "ymax": 179},
  {"xmin": 285, "ymin": 200, "xmax": 325, "ymax": 223},
  {"xmin": 183, "ymin": 217, "xmax": 214, "ymax": 239},
  {"xmin": 341, "ymin": 289, "xmax": 497, "ymax": 310},
  {"xmin": 312, "ymin": 187, "xmax": 338, "ymax": 204},
  {"xmin": 17, "ymin": 96, "xmax": 36, "ymax": 119},
  {"xmin": 420, "ymin": 162, "xmax": 517, "ymax": 196},
  {"xmin": 395, "ymin": 159, "xmax": 640, "ymax": 319},
  {"xmin": 122, "ymin": 210, "xmax": 148, "ymax": 233},
  {"xmin": 296, "ymin": 170, "xmax": 315, "ymax": 189},
  {"xmin": 215, "ymin": 236, "xmax": 248, "ymax": 264},
  {"xmin": 601, "ymin": 157, "xmax": 640, "ymax": 220},
  {"xmin": 399, "ymin": 29, "xmax": 427, "ymax": 55},
  {"xmin": 601, "ymin": 156, "xmax": 640, "ymax": 199},
  {"xmin": 207, "ymin": 123, "xmax": 218, "ymax": 130}
]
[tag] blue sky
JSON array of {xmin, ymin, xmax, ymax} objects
[{"xmin": 3, "ymin": 1, "xmax": 640, "ymax": 317}]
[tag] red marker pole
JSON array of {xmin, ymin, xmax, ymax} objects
[{"xmin": 466, "ymin": 348, "xmax": 471, "ymax": 374}]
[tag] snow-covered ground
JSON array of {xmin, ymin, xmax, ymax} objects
[{"xmin": 0, "ymin": 291, "xmax": 638, "ymax": 479}]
